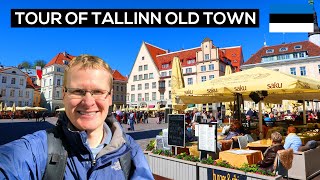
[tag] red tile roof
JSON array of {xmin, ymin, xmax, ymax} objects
[
  {"xmin": 156, "ymin": 48, "xmax": 200, "ymax": 70},
  {"xmin": 26, "ymin": 74, "xmax": 35, "ymax": 89},
  {"xmin": 113, "ymin": 70, "xmax": 127, "ymax": 81},
  {"xmin": 45, "ymin": 52, "xmax": 75, "ymax": 67},
  {"xmin": 244, "ymin": 40, "xmax": 320, "ymax": 65},
  {"xmin": 144, "ymin": 42, "xmax": 168, "ymax": 70},
  {"xmin": 221, "ymin": 46, "xmax": 243, "ymax": 72}
]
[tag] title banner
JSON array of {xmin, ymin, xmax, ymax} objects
[{"xmin": 11, "ymin": 9, "xmax": 259, "ymax": 28}]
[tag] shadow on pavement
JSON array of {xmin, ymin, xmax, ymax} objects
[
  {"xmin": 0, "ymin": 122, "xmax": 54, "ymax": 145},
  {"xmin": 126, "ymin": 129, "xmax": 162, "ymax": 140}
]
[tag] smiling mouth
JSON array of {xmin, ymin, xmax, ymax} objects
[{"xmin": 77, "ymin": 111, "xmax": 98, "ymax": 116}]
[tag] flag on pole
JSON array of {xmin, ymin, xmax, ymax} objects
[
  {"xmin": 269, "ymin": 4, "xmax": 314, "ymax": 33},
  {"xmin": 36, "ymin": 66, "xmax": 42, "ymax": 80}
]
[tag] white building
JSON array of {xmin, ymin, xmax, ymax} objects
[
  {"xmin": 241, "ymin": 11, "xmax": 320, "ymax": 112},
  {"xmin": 41, "ymin": 52, "xmax": 74, "ymax": 111},
  {"xmin": 0, "ymin": 67, "xmax": 34, "ymax": 107},
  {"xmin": 127, "ymin": 38, "xmax": 244, "ymax": 110}
]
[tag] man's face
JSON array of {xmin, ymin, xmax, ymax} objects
[{"xmin": 63, "ymin": 65, "xmax": 112, "ymax": 133}]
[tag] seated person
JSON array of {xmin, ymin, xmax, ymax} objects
[
  {"xmin": 298, "ymin": 140, "xmax": 320, "ymax": 152},
  {"xmin": 284, "ymin": 126, "xmax": 302, "ymax": 152},
  {"xmin": 257, "ymin": 132, "xmax": 284, "ymax": 171},
  {"xmin": 223, "ymin": 122, "xmax": 240, "ymax": 140}
]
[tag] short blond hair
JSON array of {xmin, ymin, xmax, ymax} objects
[
  {"xmin": 63, "ymin": 54, "xmax": 113, "ymax": 88},
  {"xmin": 271, "ymin": 132, "xmax": 282, "ymax": 143}
]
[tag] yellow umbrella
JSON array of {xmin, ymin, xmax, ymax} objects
[
  {"xmin": 113, "ymin": 104, "xmax": 117, "ymax": 112},
  {"xmin": 171, "ymin": 57, "xmax": 187, "ymax": 113},
  {"xmin": 12, "ymin": 103, "xmax": 16, "ymax": 113},
  {"xmin": 206, "ymin": 103, "xmax": 209, "ymax": 112},
  {"xmin": 56, "ymin": 107, "xmax": 65, "ymax": 111},
  {"xmin": 224, "ymin": 65, "xmax": 233, "ymax": 117},
  {"xmin": 0, "ymin": 102, "xmax": 2, "ymax": 111},
  {"xmin": 3, "ymin": 103, "xmax": 7, "ymax": 111}
]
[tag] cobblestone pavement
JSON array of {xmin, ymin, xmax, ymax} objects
[{"xmin": 0, "ymin": 116, "xmax": 167, "ymax": 150}]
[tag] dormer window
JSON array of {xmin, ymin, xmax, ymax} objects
[
  {"xmin": 63, "ymin": 60, "xmax": 69, "ymax": 65},
  {"xmin": 266, "ymin": 49, "xmax": 274, "ymax": 53},
  {"xmin": 279, "ymin": 47, "xmax": 288, "ymax": 52},
  {"xmin": 162, "ymin": 63, "xmax": 169, "ymax": 69},
  {"xmin": 294, "ymin": 45, "xmax": 302, "ymax": 50}
]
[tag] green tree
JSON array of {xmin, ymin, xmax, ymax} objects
[
  {"xmin": 33, "ymin": 60, "xmax": 46, "ymax": 68},
  {"xmin": 18, "ymin": 61, "xmax": 32, "ymax": 69}
]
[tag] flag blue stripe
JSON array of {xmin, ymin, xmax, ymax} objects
[{"xmin": 270, "ymin": 4, "xmax": 313, "ymax": 14}]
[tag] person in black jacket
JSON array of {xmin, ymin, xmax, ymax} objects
[{"xmin": 257, "ymin": 131, "xmax": 284, "ymax": 171}]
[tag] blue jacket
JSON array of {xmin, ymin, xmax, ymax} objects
[{"xmin": 0, "ymin": 113, "xmax": 154, "ymax": 180}]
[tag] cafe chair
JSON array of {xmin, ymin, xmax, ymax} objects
[
  {"xmin": 237, "ymin": 136, "xmax": 248, "ymax": 149},
  {"xmin": 274, "ymin": 148, "xmax": 293, "ymax": 180},
  {"xmin": 244, "ymin": 134, "xmax": 255, "ymax": 143}
]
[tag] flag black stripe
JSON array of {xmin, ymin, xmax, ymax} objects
[{"xmin": 270, "ymin": 14, "xmax": 313, "ymax": 23}]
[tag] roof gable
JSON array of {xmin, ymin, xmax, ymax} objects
[
  {"xmin": 244, "ymin": 40, "xmax": 320, "ymax": 65},
  {"xmin": 144, "ymin": 43, "xmax": 167, "ymax": 70},
  {"xmin": 113, "ymin": 70, "xmax": 127, "ymax": 81},
  {"xmin": 45, "ymin": 52, "xmax": 75, "ymax": 67}
]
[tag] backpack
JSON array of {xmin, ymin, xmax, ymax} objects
[{"xmin": 43, "ymin": 115, "xmax": 134, "ymax": 180}]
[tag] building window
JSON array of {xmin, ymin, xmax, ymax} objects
[
  {"xmin": 169, "ymin": 71, "xmax": 172, "ymax": 76},
  {"xmin": 152, "ymin": 82, "xmax": 156, "ymax": 89},
  {"xmin": 57, "ymin": 79, "xmax": 61, "ymax": 86},
  {"xmin": 116, "ymin": 95, "xmax": 119, "ymax": 101},
  {"xmin": 49, "ymin": 79, "xmax": 52, "ymax": 85},
  {"xmin": 56, "ymin": 91, "xmax": 60, "ymax": 98},
  {"xmin": 144, "ymin": 74, "xmax": 148, "ymax": 80},
  {"xmin": 26, "ymin": 91, "xmax": 30, "ymax": 98},
  {"xmin": 152, "ymin": 92, "xmax": 156, "ymax": 100},
  {"xmin": 11, "ymin": 78, "xmax": 15, "ymax": 84},
  {"xmin": 208, "ymin": 64, "xmax": 214, "ymax": 71},
  {"xmin": 144, "ymin": 65, "xmax": 148, "ymax": 70},
  {"xmin": 138, "ymin": 93, "xmax": 142, "ymax": 101},
  {"xmin": 294, "ymin": 45, "xmax": 302, "ymax": 49},
  {"xmin": 2, "ymin": 77, "xmax": 6, "ymax": 83},
  {"xmin": 204, "ymin": 54, "xmax": 210, "ymax": 60},
  {"xmin": 145, "ymin": 83, "xmax": 149, "ymax": 90},
  {"xmin": 160, "ymin": 92, "xmax": 164, "ymax": 100},
  {"xmin": 138, "ymin": 66, "xmax": 142, "ymax": 71},
  {"xmin": 162, "ymin": 63, "xmax": 169, "ymax": 69},
  {"xmin": 279, "ymin": 47, "xmax": 288, "ymax": 52},
  {"xmin": 145, "ymin": 93, "xmax": 149, "ymax": 101},
  {"xmin": 131, "ymin": 85, "xmax": 135, "ymax": 91},
  {"xmin": 1, "ymin": 89, "xmax": 6, "ymax": 97},
  {"xmin": 293, "ymin": 53, "xmax": 298, "ymax": 58},
  {"xmin": 209, "ymin": 75, "xmax": 215, "ymax": 80},
  {"xmin": 133, "ymin": 75, "xmax": 137, "ymax": 81},
  {"xmin": 161, "ymin": 72, "xmax": 167, "ymax": 77},
  {"xmin": 168, "ymin": 91, "xmax": 171, "ymax": 99},
  {"xmin": 142, "ymin": 56, "xmax": 144, "ymax": 60},
  {"xmin": 299, "ymin": 52, "xmax": 305, "ymax": 58},
  {"xmin": 19, "ymin": 90, "xmax": 23, "ymax": 97},
  {"xmin": 187, "ymin": 78, "xmax": 193, "ymax": 85},
  {"xmin": 57, "ymin": 67, "xmax": 61, "ymax": 72},
  {"xmin": 201, "ymin": 76, "xmax": 207, "ymax": 82},
  {"xmin": 20, "ymin": 79, "xmax": 24, "ymax": 85},
  {"xmin": 138, "ymin": 75, "xmax": 142, "ymax": 80},
  {"xmin": 300, "ymin": 66, "xmax": 306, "ymax": 76},
  {"xmin": 10, "ymin": 90, "xmax": 15, "ymax": 97},
  {"xmin": 186, "ymin": 68, "xmax": 192, "ymax": 73},
  {"xmin": 48, "ymin": 91, "xmax": 50, "ymax": 98},
  {"xmin": 138, "ymin": 84, "xmax": 142, "ymax": 90},
  {"xmin": 187, "ymin": 59, "xmax": 195, "ymax": 64},
  {"xmin": 290, "ymin": 67, "xmax": 296, "ymax": 75},
  {"xmin": 121, "ymin": 86, "xmax": 123, "ymax": 91},
  {"xmin": 220, "ymin": 65, "xmax": 225, "ymax": 72},
  {"xmin": 116, "ymin": 86, "xmax": 119, "ymax": 91},
  {"xmin": 168, "ymin": 80, "xmax": 171, "ymax": 87},
  {"xmin": 266, "ymin": 49, "xmax": 274, "ymax": 53},
  {"xmin": 149, "ymin": 73, "xmax": 154, "ymax": 79},
  {"xmin": 201, "ymin": 65, "xmax": 206, "ymax": 72},
  {"xmin": 131, "ymin": 94, "xmax": 135, "ymax": 102}
]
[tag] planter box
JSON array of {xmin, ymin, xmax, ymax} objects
[
  {"xmin": 148, "ymin": 153, "xmax": 198, "ymax": 180},
  {"xmin": 198, "ymin": 163, "xmax": 282, "ymax": 180}
]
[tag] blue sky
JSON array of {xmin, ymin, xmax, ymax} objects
[{"xmin": 0, "ymin": 0, "xmax": 316, "ymax": 76}]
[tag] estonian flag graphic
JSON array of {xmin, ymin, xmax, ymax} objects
[{"xmin": 269, "ymin": 5, "xmax": 314, "ymax": 33}]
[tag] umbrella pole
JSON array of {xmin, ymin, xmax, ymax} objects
[
  {"xmin": 236, "ymin": 93, "xmax": 241, "ymax": 122},
  {"xmin": 303, "ymin": 100, "xmax": 306, "ymax": 124},
  {"xmin": 259, "ymin": 102, "xmax": 263, "ymax": 140}
]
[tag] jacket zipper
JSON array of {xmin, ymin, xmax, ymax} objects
[{"xmin": 92, "ymin": 159, "xmax": 96, "ymax": 166}]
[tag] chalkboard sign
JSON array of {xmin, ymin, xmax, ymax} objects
[{"xmin": 168, "ymin": 114, "xmax": 185, "ymax": 147}]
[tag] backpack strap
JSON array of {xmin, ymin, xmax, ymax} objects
[{"xmin": 43, "ymin": 125, "xmax": 68, "ymax": 180}]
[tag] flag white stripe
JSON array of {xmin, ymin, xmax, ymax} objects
[{"xmin": 269, "ymin": 23, "xmax": 314, "ymax": 33}]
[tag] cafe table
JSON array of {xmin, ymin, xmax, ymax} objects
[
  {"xmin": 219, "ymin": 149, "xmax": 263, "ymax": 168},
  {"xmin": 247, "ymin": 139, "xmax": 272, "ymax": 152}
]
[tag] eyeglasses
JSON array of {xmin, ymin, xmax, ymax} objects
[{"xmin": 64, "ymin": 87, "xmax": 111, "ymax": 100}]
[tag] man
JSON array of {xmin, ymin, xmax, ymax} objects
[
  {"xmin": 284, "ymin": 126, "xmax": 302, "ymax": 152},
  {"xmin": 0, "ymin": 55, "xmax": 153, "ymax": 179}
]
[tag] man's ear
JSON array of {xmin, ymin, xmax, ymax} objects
[{"xmin": 108, "ymin": 89, "xmax": 113, "ymax": 105}]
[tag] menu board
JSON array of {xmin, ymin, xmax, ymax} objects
[
  {"xmin": 198, "ymin": 123, "xmax": 217, "ymax": 152},
  {"xmin": 168, "ymin": 114, "xmax": 185, "ymax": 147}
]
